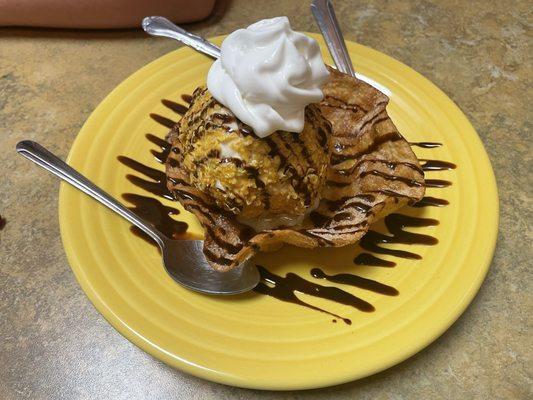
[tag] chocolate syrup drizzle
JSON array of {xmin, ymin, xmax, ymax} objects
[
  {"xmin": 256, "ymin": 265, "xmax": 371, "ymax": 319},
  {"xmin": 409, "ymin": 142, "xmax": 442, "ymax": 148},
  {"xmin": 412, "ymin": 196, "xmax": 450, "ymax": 207},
  {"xmin": 354, "ymin": 253, "xmax": 396, "ymax": 267},
  {"xmin": 420, "ymin": 159, "xmax": 457, "ymax": 171},
  {"xmin": 122, "ymin": 193, "xmax": 187, "ymax": 244},
  {"xmin": 120, "ymin": 96, "xmax": 455, "ymax": 325},
  {"xmin": 149, "ymin": 113, "xmax": 176, "ymax": 129},
  {"xmin": 358, "ymin": 213, "xmax": 439, "ymax": 261},
  {"xmin": 120, "ymin": 101, "xmax": 187, "ymax": 245},
  {"xmin": 353, "ymin": 141, "xmax": 454, "ymax": 269},
  {"xmin": 311, "ymin": 268, "xmax": 399, "ymax": 296}
]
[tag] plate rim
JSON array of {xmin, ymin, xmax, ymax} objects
[{"xmin": 58, "ymin": 34, "xmax": 499, "ymax": 390}]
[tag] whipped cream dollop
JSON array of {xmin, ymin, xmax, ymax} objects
[{"xmin": 207, "ymin": 17, "xmax": 329, "ymax": 138}]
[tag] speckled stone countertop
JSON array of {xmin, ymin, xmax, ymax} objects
[{"xmin": 0, "ymin": 0, "xmax": 531, "ymax": 398}]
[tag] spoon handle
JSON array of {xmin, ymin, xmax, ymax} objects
[
  {"xmin": 311, "ymin": 0, "xmax": 356, "ymax": 77},
  {"xmin": 16, "ymin": 140, "xmax": 166, "ymax": 247},
  {"xmin": 142, "ymin": 16, "xmax": 221, "ymax": 59}
]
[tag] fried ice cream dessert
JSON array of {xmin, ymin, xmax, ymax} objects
[
  {"xmin": 165, "ymin": 70, "xmax": 425, "ymax": 271},
  {"xmin": 167, "ymin": 87, "xmax": 332, "ymax": 231},
  {"xmin": 163, "ymin": 17, "xmax": 424, "ymax": 271}
]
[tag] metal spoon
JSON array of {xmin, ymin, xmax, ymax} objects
[
  {"xmin": 142, "ymin": 16, "xmax": 221, "ymax": 59},
  {"xmin": 311, "ymin": 0, "xmax": 356, "ymax": 77},
  {"xmin": 16, "ymin": 140, "xmax": 259, "ymax": 295},
  {"xmin": 142, "ymin": 13, "xmax": 354, "ymax": 80}
]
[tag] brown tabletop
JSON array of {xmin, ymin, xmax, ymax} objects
[{"xmin": 0, "ymin": 0, "xmax": 531, "ymax": 398}]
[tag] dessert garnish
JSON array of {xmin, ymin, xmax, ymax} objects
[{"xmin": 207, "ymin": 16, "xmax": 329, "ymax": 138}]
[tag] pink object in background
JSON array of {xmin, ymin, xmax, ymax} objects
[{"xmin": 0, "ymin": 0, "xmax": 216, "ymax": 28}]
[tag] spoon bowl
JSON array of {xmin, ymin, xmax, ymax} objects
[{"xmin": 161, "ymin": 239, "xmax": 259, "ymax": 295}]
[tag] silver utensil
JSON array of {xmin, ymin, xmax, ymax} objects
[
  {"xmin": 16, "ymin": 140, "xmax": 259, "ymax": 295},
  {"xmin": 311, "ymin": 0, "xmax": 356, "ymax": 77},
  {"xmin": 142, "ymin": 16, "xmax": 221, "ymax": 59},
  {"xmin": 142, "ymin": 11, "xmax": 354, "ymax": 79}
]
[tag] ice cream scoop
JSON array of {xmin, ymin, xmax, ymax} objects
[
  {"xmin": 166, "ymin": 87, "xmax": 332, "ymax": 231},
  {"xmin": 207, "ymin": 17, "xmax": 329, "ymax": 137}
]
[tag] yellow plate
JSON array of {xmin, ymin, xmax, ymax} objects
[{"xmin": 59, "ymin": 35, "xmax": 498, "ymax": 390}]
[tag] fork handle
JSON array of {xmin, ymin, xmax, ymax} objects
[
  {"xmin": 16, "ymin": 140, "xmax": 166, "ymax": 247},
  {"xmin": 311, "ymin": 0, "xmax": 356, "ymax": 77}
]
